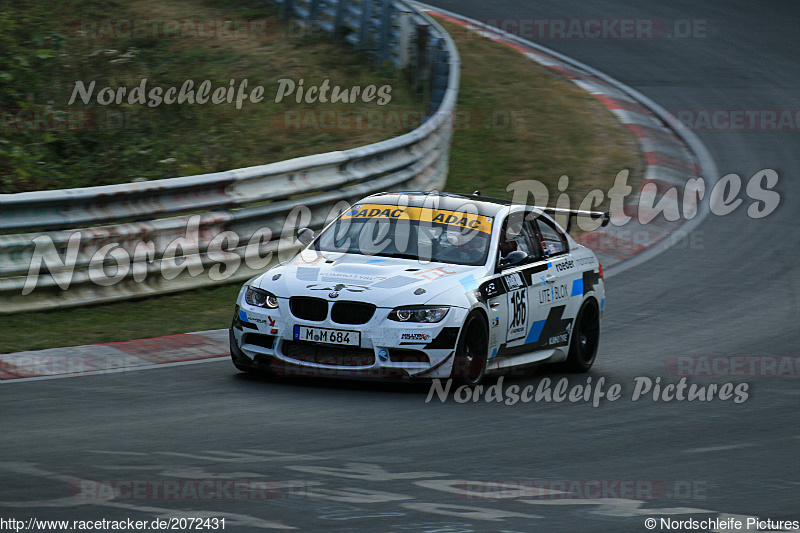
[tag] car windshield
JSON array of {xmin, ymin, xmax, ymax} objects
[{"xmin": 314, "ymin": 203, "xmax": 494, "ymax": 266}]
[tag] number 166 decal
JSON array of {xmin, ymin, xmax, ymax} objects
[{"xmin": 507, "ymin": 288, "xmax": 528, "ymax": 341}]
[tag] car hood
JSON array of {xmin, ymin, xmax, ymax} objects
[{"xmin": 255, "ymin": 250, "xmax": 485, "ymax": 307}]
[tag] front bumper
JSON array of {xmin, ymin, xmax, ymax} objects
[{"xmin": 231, "ymin": 298, "xmax": 467, "ymax": 379}]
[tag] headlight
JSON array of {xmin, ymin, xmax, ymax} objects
[
  {"xmin": 388, "ymin": 306, "xmax": 450, "ymax": 323},
  {"xmin": 245, "ymin": 286, "xmax": 279, "ymax": 309}
]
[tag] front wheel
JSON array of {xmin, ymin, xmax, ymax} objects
[
  {"xmin": 451, "ymin": 312, "xmax": 489, "ymax": 387},
  {"xmin": 563, "ymin": 299, "xmax": 600, "ymax": 372},
  {"xmin": 230, "ymin": 327, "xmax": 257, "ymax": 374}
]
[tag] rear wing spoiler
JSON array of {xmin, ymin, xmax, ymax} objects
[{"xmin": 537, "ymin": 207, "xmax": 611, "ymax": 232}]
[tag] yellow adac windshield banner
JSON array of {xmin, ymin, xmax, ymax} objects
[{"xmin": 342, "ymin": 203, "xmax": 494, "ymax": 234}]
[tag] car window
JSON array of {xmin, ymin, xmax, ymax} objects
[
  {"xmin": 314, "ymin": 204, "xmax": 494, "ymax": 266},
  {"xmin": 535, "ymin": 216, "xmax": 568, "ymax": 257},
  {"xmin": 498, "ymin": 217, "xmax": 538, "ymax": 261}
]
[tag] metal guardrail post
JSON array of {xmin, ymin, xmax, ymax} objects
[
  {"xmin": 396, "ymin": 9, "xmax": 412, "ymax": 68},
  {"xmin": 377, "ymin": 0, "xmax": 392, "ymax": 65},
  {"xmin": 358, "ymin": 0, "xmax": 373, "ymax": 49},
  {"xmin": 414, "ymin": 23, "xmax": 432, "ymax": 105},
  {"xmin": 413, "ymin": 22, "xmax": 430, "ymax": 97},
  {"xmin": 429, "ymin": 39, "xmax": 448, "ymax": 112},
  {"xmin": 309, "ymin": 0, "xmax": 322, "ymax": 31},
  {"xmin": 282, "ymin": 0, "xmax": 295, "ymax": 19},
  {"xmin": 334, "ymin": 0, "xmax": 348, "ymax": 32}
]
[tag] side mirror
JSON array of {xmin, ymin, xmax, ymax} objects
[
  {"xmin": 499, "ymin": 250, "xmax": 528, "ymax": 269},
  {"xmin": 297, "ymin": 227, "xmax": 315, "ymax": 246}
]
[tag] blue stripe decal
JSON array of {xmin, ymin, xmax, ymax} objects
[
  {"xmin": 239, "ymin": 309, "xmax": 248, "ymax": 322},
  {"xmin": 365, "ymin": 259, "xmax": 387, "ymax": 264},
  {"xmin": 490, "ymin": 347, "xmax": 498, "ymax": 359},
  {"xmin": 547, "ymin": 262, "xmax": 552, "ymax": 268},
  {"xmin": 600, "ymin": 298, "xmax": 606, "ymax": 312},
  {"xmin": 571, "ymin": 278, "xmax": 584, "ymax": 296},
  {"xmin": 459, "ymin": 274, "xmax": 478, "ymax": 292},
  {"xmin": 525, "ymin": 319, "xmax": 547, "ymax": 343}
]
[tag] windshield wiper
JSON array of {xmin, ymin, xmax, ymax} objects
[{"xmin": 372, "ymin": 252, "xmax": 420, "ymax": 260}]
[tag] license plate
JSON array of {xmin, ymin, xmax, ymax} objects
[{"xmin": 293, "ymin": 325, "xmax": 360, "ymax": 346}]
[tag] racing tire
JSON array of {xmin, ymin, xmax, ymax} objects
[
  {"xmin": 562, "ymin": 299, "xmax": 600, "ymax": 373},
  {"xmin": 229, "ymin": 327, "xmax": 257, "ymax": 374},
  {"xmin": 451, "ymin": 311, "xmax": 490, "ymax": 387}
]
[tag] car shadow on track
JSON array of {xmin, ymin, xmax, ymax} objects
[{"xmin": 228, "ymin": 363, "xmax": 603, "ymax": 398}]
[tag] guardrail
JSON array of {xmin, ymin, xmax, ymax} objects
[{"xmin": 0, "ymin": 0, "xmax": 460, "ymax": 314}]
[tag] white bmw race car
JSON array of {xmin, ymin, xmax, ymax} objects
[{"xmin": 230, "ymin": 192, "xmax": 608, "ymax": 385}]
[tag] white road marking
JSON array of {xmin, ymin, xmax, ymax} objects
[{"xmin": 684, "ymin": 443, "xmax": 754, "ymax": 453}]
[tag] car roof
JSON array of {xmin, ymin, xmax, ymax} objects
[{"xmin": 362, "ymin": 191, "xmax": 522, "ymax": 218}]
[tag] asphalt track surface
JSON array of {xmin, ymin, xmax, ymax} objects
[{"xmin": 2, "ymin": 1, "xmax": 799, "ymax": 531}]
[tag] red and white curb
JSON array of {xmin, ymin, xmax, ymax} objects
[
  {"xmin": 2, "ymin": 5, "xmax": 717, "ymax": 382},
  {"xmin": 0, "ymin": 330, "xmax": 229, "ymax": 382}
]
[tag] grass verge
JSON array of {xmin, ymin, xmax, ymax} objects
[
  {"xmin": 0, "ymin": 15, "xmax": 643, "ymax": 353},
  {"xmin": 0, "ymin": 0, "xmax": 422, "ymax": 192}
]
